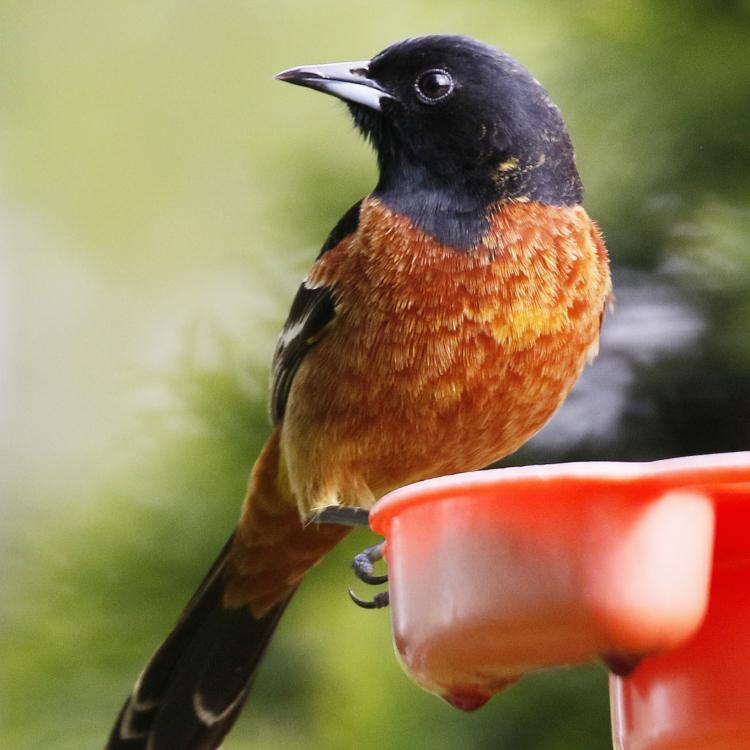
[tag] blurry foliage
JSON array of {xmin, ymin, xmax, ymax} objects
[{"xmin": 1, "ymin": 1, "xmax": 749, "ymax": 748}]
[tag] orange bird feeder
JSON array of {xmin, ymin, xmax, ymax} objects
[
  {"xmin": 369, "ymin": 452, "xmax": 750, "ymax": 745},
  {"xmin": 610, "ymin": 482, "xmax": 750, "ymax": 749}
]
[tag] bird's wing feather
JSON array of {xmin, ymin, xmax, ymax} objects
[{"xmin": 270, "ymin": 200, "xmax": 362, "ymax": 423}]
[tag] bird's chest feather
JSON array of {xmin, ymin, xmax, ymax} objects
[
  {"xmin": 285, "ymin": 198, "xmax": 610, "ymax": 503},
  {"xmin": 311, "ymin": 199, "xmax": 607, "ymax": 397}
]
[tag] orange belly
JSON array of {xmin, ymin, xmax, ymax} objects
[{"xmin": 281, "ymin": 198, "xmax": 612, "ymax": 513}]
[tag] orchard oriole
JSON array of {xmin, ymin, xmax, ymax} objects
[{"xmin": 107, "ymin": 35, "xmax": 612, "ymax": 749}]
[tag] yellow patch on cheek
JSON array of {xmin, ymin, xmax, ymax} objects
[{"xmin": 498, "ymin": 156, "xmax": 520, "ymax": 172}]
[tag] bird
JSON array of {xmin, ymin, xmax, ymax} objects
[{"xmin": 106, "ymin": 34, "xmax": 612, "ymax": 749}]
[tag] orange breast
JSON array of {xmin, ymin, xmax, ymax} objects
[{"xmin": 281, "ymin": 198, "xmax": 612, "ymax": 513}]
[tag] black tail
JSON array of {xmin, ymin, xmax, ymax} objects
[{"xmin": 106, "ymin": 535, "xmax": 292, "ymax": 750}]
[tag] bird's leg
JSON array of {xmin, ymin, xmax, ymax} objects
[
  {"xmin": 313, "ymin": 507, "xmax": 390, "ymax": 608},
  {"xmin": 349, "ymin": 541, "xmax": 389, "ymax": 609},
  {"xmin": 313, "ymin": 505, "xmax": 371, "ymax": 527}
]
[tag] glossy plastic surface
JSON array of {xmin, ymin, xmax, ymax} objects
[
  {"xmin": 369, "ymin": 453, "xmax": 750, "ymax": 710},
  {"xmin": 611, "ymin": 488, "xmax": 750, "ymax": 749}
]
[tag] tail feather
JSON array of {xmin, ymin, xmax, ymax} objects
[
  {"xmin": 106, "ymin": 536, "xmax": 292, "ymax": 750},
  {"xmin": 107, "ymin": 430, "xmax": 349, "ymax": 749}
]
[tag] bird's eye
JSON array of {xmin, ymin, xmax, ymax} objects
[{"xmin": 414, "ymin": 69, "xmax": 454, "ymax": 103}]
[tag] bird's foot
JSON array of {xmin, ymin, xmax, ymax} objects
[
  {"xmin": 349, "ymin": 541, "xmax": 389, "ymax": 609},
  {"xmin": 353, "ymin": 542, "xmax": 388, "ymax": 584},
  {"xmin": 314, "ymin": 510, "xmax": 390, "ymax": 608}
]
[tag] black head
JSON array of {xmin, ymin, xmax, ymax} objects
[{"xmin": 276, "ymin": 35, "xmax": 582, "ymax": 247}]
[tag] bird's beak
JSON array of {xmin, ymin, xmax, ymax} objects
[{"xmin": 274, "ymin": 61, "xmax": 391, "ymax": 112}]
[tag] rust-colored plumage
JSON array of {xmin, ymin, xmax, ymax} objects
[
  {"xmin": 225, "ymin": 428, "xmax": 348, "ymax": 614},
  {"xmin": 284, "ymin": 198, "xmax": 610, "ymax": 509}
]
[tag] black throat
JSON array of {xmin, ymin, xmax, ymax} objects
[
  {"xmin": 373, "ymin": 159, "xmax": 495, "ymax": 249},
  {"xmin": 351, "ymin": 105, "xmax": 491, "ymax": 249}
]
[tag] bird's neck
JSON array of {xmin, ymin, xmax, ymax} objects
[{"xmin": 373, "ymin": 158, "xmax": 495, "ymax": 250}]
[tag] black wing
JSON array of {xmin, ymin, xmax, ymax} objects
[{"xmin": 270, "ymin": 200, "xmax": 362, "ymax": 423}]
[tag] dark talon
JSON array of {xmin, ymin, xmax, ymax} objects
[
  {"xmin": 352, "ymin": 543, "xmax": 388, "ymax": 585},
  {"xmin": 314, "ymin": 505, "xmax": 371, "ymax": 527},
  {"xmin": 348, "ymin": 588, "xmax": 390, "ymax": 609},
  {"xmin": 356, "ymin": 570, "xmax": 388, "ymax": 585}
]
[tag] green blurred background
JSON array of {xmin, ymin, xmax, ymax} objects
[{"xmin": 1, "ymin": 1, "xmax": 749, "ymax": 748}]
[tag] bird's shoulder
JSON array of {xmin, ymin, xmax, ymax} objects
[{"xmin": 269, "ymin": 199, "xmax": 364, "ymax": 423}]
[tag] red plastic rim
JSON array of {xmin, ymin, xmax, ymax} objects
[{"xmin": 370, "ymin": 452, "xmax": 750, "ymax": 536}]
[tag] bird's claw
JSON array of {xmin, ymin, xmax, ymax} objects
[
  {"xmin": 352, "ymin": 543, "xmax": 388, "ymax": 585},
  {"xmin": 349, "ymin": 541, "xmax": 389, "ymax": 608},
  {"xmin": 349, "ymin": 588, "xmax": 390, "ymax": 609}
]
